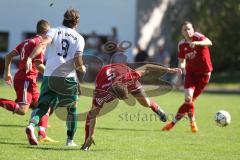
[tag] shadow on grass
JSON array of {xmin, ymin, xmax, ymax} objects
[
  {"xmin": 96, "ymin": 127, "xmax": 161, "ymax": 132},
  {"xmin": 0, "ymin": 141, "xmax": 27, "ymax": 146},
  {"xmin": 0, "ymin": 124, "xmax": 25, "ymax": 128},
  {"xmin": 23, "ymin": 146, "xmax": 113, "ymax": 152}
]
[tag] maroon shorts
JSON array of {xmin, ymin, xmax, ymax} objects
[
  {"xmin": 184, "ymin": 72, "xmax": 211, "ymax": 100},
  {"xmin": 13, "ymin": 79, "xmax": 39, "ymax": 105}
]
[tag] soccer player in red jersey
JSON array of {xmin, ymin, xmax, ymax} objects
[
  {"xmin": 0, "ymin": 20, "xmax": 56, "ymax": 142},
  {"xmin": 162, "ymin": 21, "xmax": 213, "ymax": 132},
  {"xmin": 80, "ymin": 63, "xmax": 182, "ymax": 150}
]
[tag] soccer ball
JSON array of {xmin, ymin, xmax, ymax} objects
[{"xmin": 215, "ymin": 110, "xmax": 231, "ymax": 127}]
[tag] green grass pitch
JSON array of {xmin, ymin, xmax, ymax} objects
[{"xmin": 0, "ymin": 84, "xmax": 239, "ymax": 160}]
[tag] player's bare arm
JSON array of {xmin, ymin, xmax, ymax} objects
[
  {"xmin": 190, "ymin": 38, "xmax": 212, "ymax": 48},
  {"xmin": 26, "ymin": 36, "xmax": 52, "ymax": 73},
  {"xmin": 136, "ymin": 64, "xmax": 182, "ymax": 75},
  {"xmin": 35, "ymin": 62, "xmax": 45, "ymax": 75},
  {"xmin": 178, "ymin": 58, "xmax": 186, "ymax": 69},
  {"xmin": 74, "ymin": 52, "xmax": 86, "ymax": 73},
  {"xmin": 81, "ymin": 106, "xmax": 100, "ymax": 150},
  {"xmin": 4, "ymin": 50, "xmax": 18, "ymax": 84}
]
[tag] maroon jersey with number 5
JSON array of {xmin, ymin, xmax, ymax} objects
[
  {"xmin": 93, "ymin": 63, "xmax": 142, "ymax": 107},
  {"xmin": 14, "ymin": 35, "xmax": 44, "ymax": 82}
]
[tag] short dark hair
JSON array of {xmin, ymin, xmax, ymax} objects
[
  {"xmin": 111, "ymin": 82, "xmax": 128, "ymax": 100},
  {"xmin": 36, "ymin": 19, "xmax": 50, "ymax": 34},
  {"xmin": 62, "ymin": 8, "xmax": 80, "ymax": 28},
  {"xmin": 182, "ymin": 21, "xmax": 193, "ymax": 27}
]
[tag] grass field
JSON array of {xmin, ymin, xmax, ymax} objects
[{"xmin": 0, "ymin": 84, "xmax": 240, "ymax": 160}]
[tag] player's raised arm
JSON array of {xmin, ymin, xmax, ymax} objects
[{"xmin": 190, "ymin": 37, "xmax": 212, "ymax": 48}]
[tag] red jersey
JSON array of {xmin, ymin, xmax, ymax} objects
[
  {"xmin": 178, "ymin": 32, "xmax": 213, "ymax": 74},
  {"xmin": 94, "ymin": 63, "xmax": 142, "ymax": 106},
  {"xmin": 14, "ymin": 35, "xmax": 44, "ymax": 82}
]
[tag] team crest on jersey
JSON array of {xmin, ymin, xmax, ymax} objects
[{"xmin": 186, "ymin": 50, "xmax": 197, "ymax": 60}]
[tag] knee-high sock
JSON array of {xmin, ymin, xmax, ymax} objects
[
  {"xmin": 66, "ymin": 106, "xmax": 77, "ymax": 140},
  {"xmin": 38, "ymin": 113, "xmax": 49, "ymax": 138},
  {"xmin": 149, "ymin": 100, "xmax": 159, "ymax": 113},
  {"xmin": 0, "ymin": 98, "xmax": 19, "ymax": 113},
  {"xmin": 173, "ymin": 103, "xmax": 189, "ymax": 123},
  {"xmin": 187, "ymin": 102, "xmax": 195, "ymax": 122},
  {"xmin": 84, "ymin": 112, "xmax": 91, "ymax": 142}
]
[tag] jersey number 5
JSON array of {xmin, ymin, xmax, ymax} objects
[{"xmin": 58, "ymin": 39, "xmax": 70, "ymax": 58}]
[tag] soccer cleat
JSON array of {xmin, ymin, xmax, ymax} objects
[
  {"xmin": 80, "ymin": 145, "xmax": 90, "ymax": 151},
  {"xmin": 38, "ymin": 136, "xmax": 59, "ymax": 143},
  {"xmin": 162, "ymin": 122, "xmax": 175, "ymax": 131},
  {"xmin": 66, "ymin": 139, "xmax": 78, "ymax": 146},
  {"xmin": 80, "ymin": 139, "xmax": 95, "ymax": 151},
  {"xmin": 190, "ymin": 121, "xmax": 198, "ymax": 133},
  {"xmin": 25, "ymin": 126, "xmax": 38, "ymax": 145},
  {"xmin": 156, "ymin": 108, "xmax": 167, "ymax": 122}
]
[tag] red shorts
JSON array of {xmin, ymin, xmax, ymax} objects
[
  {"xmin": 13, "ymin": 79, "xmax": 39, "ymax": 105},
  {"xmin": 93, "ymin": 81, "xmax": 142, "ymax": 108},
  {"xmin": 184, "ymin": 72, "xmax": 211, "ymax": 100}
]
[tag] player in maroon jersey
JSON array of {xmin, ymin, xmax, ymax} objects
[
  {"xmin": 0, "ymin": 20, "xmax": 56, "ymax": 142},
  {"xmin": 162, "ymin": 21, "xmax": 213, "ymax": 132},
  {"xmin": 80, "ymin": 63, "xmax": 182, "ymax": 150}
]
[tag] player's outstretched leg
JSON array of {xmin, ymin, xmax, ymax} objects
[
  {"xmin": 162, "ymin": 102, "xmax": 188, "ymax": 131},
  {"xmin": 150, "ymin": 100, "xmax": 167, "ymax": 122},
  {"xmin": 0, "ymin": 98, "xmax": 20, "ymax": 113},
  {"xmin": 133, "ymin": 92, "xmax": 167, "ymax": 122}
]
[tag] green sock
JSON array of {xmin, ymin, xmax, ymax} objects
[{"xmin": 66, "ymin": 105, "xmax": 77, "ymax": 140}]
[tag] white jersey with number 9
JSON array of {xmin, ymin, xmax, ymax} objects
[{"xmin": 44, "ymin": 26, "xmax": 85, "ymax": 77}]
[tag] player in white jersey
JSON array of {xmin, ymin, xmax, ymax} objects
[{"xmin": 25, "ymin": 9, "xmax": 86, "ymax": 146}]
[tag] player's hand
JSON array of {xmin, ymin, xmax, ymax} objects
[
  {"xmin": 26, "ymin": 57, "xmax": 33, "ymax": 73},
  {"xmin": 3, "ymin": 72, "xmax": 13, "ymax": 85},
  {"xmin": 168, "ymin": 68, "xmax": 182, "ymax": 74},
  {"xmin": 80, "ymin": 136, "xmax": 95, "ymax": 151},
  {"xmin": 76, "ymin": 65, "xmax": 86, "ymax": 73}
]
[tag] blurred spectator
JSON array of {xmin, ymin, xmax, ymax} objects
[
  {"xmin": 154, "ymin": 45, "xmax": 171, "ymax": 67},
  {"xmin": 108, "ymin": 27, "xmax": 118, "ymax": 43},
  {"xmin": 154, "ymin": 45, "xmax": 171, "ymax": 81},
  {"xmin": 86, "ymin": 31, "xmax": 101, "ymax": 51},
  {"xmin": 134, "ymin": 45, "xmax": 148, "ymax": 62}
]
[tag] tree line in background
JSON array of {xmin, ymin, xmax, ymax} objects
[{"xmin": 169, "ymin": 0, "xmax": 240, "ymax": 72}]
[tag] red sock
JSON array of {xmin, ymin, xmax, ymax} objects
[
  {"xmin": 174, "ymin": 103, "xmax": 188, "ymax": 122},
  {"xmin": 85, "ymin": 113, "xmax": 91, "ymax": 142},
  {"xmin": 38, "ymin": 113, "xmax": 49, "ymax": 138},
  {"xmin": 187, "ymin": 102, "xmax": 195, "ymax": 121},
  {"xmin": 0, "ymin": 98, "xmax": 19, "ymax": 113},
  {"xmin": 149, "ymin": 100, "xmax": 159, "ymax": 113}
]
